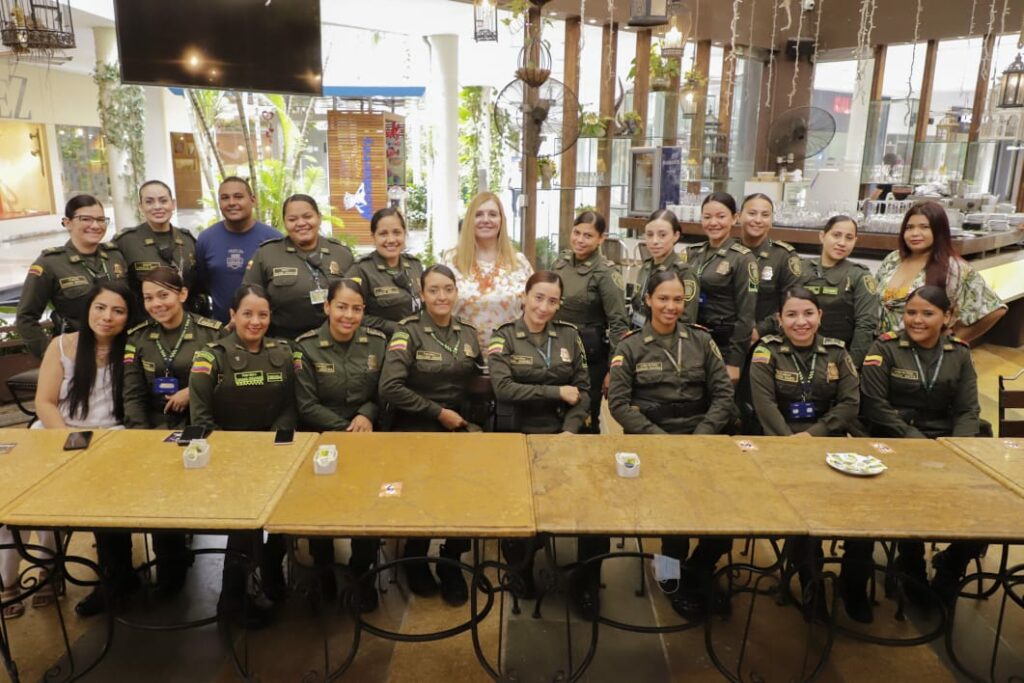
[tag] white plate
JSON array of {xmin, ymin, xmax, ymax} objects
[{"xmin": 825, "ymin": 452, "xmax": 887, "ymax": 477}]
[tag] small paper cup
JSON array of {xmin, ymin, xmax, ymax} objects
[
  {"xmin": 615, "ymin": 452, "xmax": 640, "ymax": 478},
  {"xmin": 183, "ymin": 439, "xmax": 210, "ymax": 469}
]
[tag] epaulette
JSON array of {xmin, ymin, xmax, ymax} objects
[
  {"xmin": 127, "ymin": 320, "xmax": 152, "ymax": 335},
  {"xmin": 323, "ymin": 235, "xmax": 348, "ymax": 247},
  {"xmin": 41, "ymin": 246, "xmax": 65, "ymax": 256},
  {"xmin": 100, "ymin": 242, "xmax": 121, "ymax": 251},
  {"xmin": 194, "ymin": 316, "xmax": 222, "ymax": 330},
  {"xmin": 685, "ymin": 322, "xmax": 711, "ymax": 333},
  {"xmin": 822, "ymin": 337, "xmax": 846, "ymax": 348},
  {"xmin": 773, "ymin": 240, "xmax": 796, "ymax": 252},
  {"xmin": 621, "ymin": 328, "xmax": 642, "ymax": 339},
  {"xmin": 760, "ymin": 334, "xmax": 784, "ymax": 344},
  {"xmin": 178, "ymin": 227, "xmax": 196, "ymax": 239},
  {"xmin": 295, "ymin": 329, "xmax": 318, "ymax": 341},
  {"xmin": 496, "ymin": 320, "xmax": 517, "ymax": 331},
  {"xmin": 356, "ymin": 252, "xmax": 375, "ymax": 262},
  {"xmin": 365, "ymin": 327, "xmax": 387, "ymax": 339},
  {"xmin": 729, "ymin": 243, "xmax": 752, "ymax": 254},
  {"xmin": 258, "ymin": 235, "xmax": 285, "ymax": 247},
  {"xmin": 113, "ymin": 226, "xmax": 138, "ymax": 239},
  {"xmin": 456, "ymin": 317, "xmax": 477, "ymax": 329},
  {"xmin": 878, "ymin": 331, "xmax": 899, "ymax": 341},
  {"xmin": 949, "ymin": 335, "xmax": 970, "ymax": 348},
  {"xmin": 553, "ymin": 320, "xmax": 578, "ymax": 330},
  {"xmin": 402, "ymin": 251, "xmax": 422, "ymax": 262},
  {"xmin": 266, "ymin": 338, "xmax": 291, "ymax": 349},
  {"xmin": 397, "ymin": 313, "xmax": 421, "ymax": 325}
]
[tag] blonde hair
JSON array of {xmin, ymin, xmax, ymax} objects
[{"xmin": 453, "ymin": 192, "xmax": 518, "ymax": 275}]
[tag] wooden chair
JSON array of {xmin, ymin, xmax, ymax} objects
[{"xmin": 998, "ymin": 368, "xmax": 1024, "ymax": 437}]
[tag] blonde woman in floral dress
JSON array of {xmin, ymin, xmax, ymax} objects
[{"xmin": 442, "ymin": 192, "xmax": 534, "ymax": 349}]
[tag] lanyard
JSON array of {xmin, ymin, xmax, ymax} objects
[
  {"xmin": 154, "ymin": 228, "xmax": 183, "ymax": 273},
  {"xmin": 155, "ymin": 316, "xmax": 192, "ymax": 376},
  {"xmin": 535, "ymin": 336, "xmax": 554, "ymax": 369},
  {"xmin": 297, "ymin": 249, "xmax": 326, "ymax": 288},
  {"xmin": 790, "ymin": 351, "xmax": 817, "ymax": 400},
  {"xmin": 695, "ymin": 249, "xmax": 717, "ymax": 278},
  {"xmin": 428, "ymin": 328, "xmax": 460, "ymax": 358},
  {"xmin": 660, "ymin": 336, "xmax": 684, "ymax": 375},
  {"xmin": 79, "ymin": 254, "xmax": 110, "ymax": 282},
  {"xmin": 911, "ymin": 347, "xmax": 944, "ymax": 392}
]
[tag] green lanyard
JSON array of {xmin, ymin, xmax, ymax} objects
[
  {"xmin": 911, "ymin": 347, "xmax": 944, "ymax": 392},
  {"xmin": 79, "ymin": 254, "xmax": 110, "ymax": 282},
  {"xmin": 660, "ymin": 336, "xmax": 684, "ymax": 375},
  {"xmin": 791, "ymin": 351, "xmax": 817, "ymax": 400},
  {"xmin": 155, "ymin": 316, "xmax": 192, "ymax": 376},
  {"xmin": 535, "ymin": 336, "xmax": 554, "ymax": 368},
  {"xmin": 428, "ymin": 328, "xmax": 460, "ymax": 358}
]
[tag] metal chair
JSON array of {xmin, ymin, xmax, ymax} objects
[
  {"xmin": 6, "ymin": 368, "xmax": 39, "ymax": 427},
  {"xmin": 998, "ymin": 368, "xmax": 1024, "ymax": 437}
]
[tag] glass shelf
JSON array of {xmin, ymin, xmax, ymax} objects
[
  {"xmin": 910, "ymin": 140, "xmax": 969, "ymax": 184},
  {"xmin": 861, "ymin": 98, "xmax": 919, "ymax": 185}
]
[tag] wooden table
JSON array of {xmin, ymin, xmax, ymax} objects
[
  {"xmin": 1, "ymin": 430, "xmax": 316, "ymax": 530},
  {"xmin": 940, "ymin": 437, "xmax": 1024, "ymax": 500},
  {"xmin": 528, "ymin": 435, "xmax": 805, "ymax": 537},
  {"xmin": 0, "ymin": 428, "xmax": 113, "ymax": 520},
  {"xmin": 742, "ymin": 436, "xmax": 1024, "ymax": 541},
  {"xmin": 265, "ymin": 433, "xmax": 535, "ymax": 538}
]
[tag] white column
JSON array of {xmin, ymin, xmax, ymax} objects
[
  {"xmin": 92, "ymin": 26, "xmax": 138, "ymax": 230},
  {"xmin": 425, "ymin": 34, "xmax": 460, "ymax": 256},
  {"xmin": 143, "ymin": 89, "xmax": 174, "ymax": 195}
]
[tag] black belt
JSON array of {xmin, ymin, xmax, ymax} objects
[
  {"xmin": 898, "ymin": 407, "xmax": 950, "ymax": 425},
  {"xmin": 639, "ymin": 398, "xmax": 710, "ymax": 423}
]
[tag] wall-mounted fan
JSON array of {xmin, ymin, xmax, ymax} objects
[
  {"xmin": 494, "ymin": 76, "xmax": 581, "ymax": 159},
  {"xmin": 767, "ymin": 106, "xmax": 837, "ymax": 164}
]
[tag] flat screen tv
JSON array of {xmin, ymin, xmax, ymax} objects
[{"xmin": 113, "ymin": 0, "xmax": 322, "ymax": 95}]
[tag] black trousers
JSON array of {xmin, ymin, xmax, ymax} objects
[
  {"xmin": 94, "ymin": 531, "xmax": 189, "ymax": 590},
  {"xmin": 578, "ymin": 329, "xmax": 609, "ymax": 435},
  {"xmin": 308, "ymin": 537, "xmax": 382, "ymax": 574}
]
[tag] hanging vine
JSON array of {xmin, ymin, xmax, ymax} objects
[
  {"xmin": 854, "ymin": 0, "xmax": 877, "ymax": 103},
  {"xmin": 765, "ymin": 0, "xmax": 779, "ymax": 110},
  {"xmin": 787, "ymin": 0, "xmax": 806, "ymax": 106},
  {"xmin": 906, "ymin": 0, "xmax": 922, "ymax": 105},
  {"xmin": 93, "ymin": 62, "xmax": 146, "ymax": 218},
  {"xmin": 980, "ymin": 0, "xmax": 998, "ymax": 85}
]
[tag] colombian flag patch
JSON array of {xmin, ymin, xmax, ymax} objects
[
  {"xmin": 123, "ymin": 344, "xmax": 136, "ymax": 365},
  {"xmin": 863, "ymin": 355, "xmax": 883, "ymax": 367},
  {"xmin": 751, "ymin": 347, "xmax": 771, "ymax": 364},
  {"xmin": 610, "ymin": 354, "xmax": 624, "ymax": 368},
  {"xmin": 292, "ymin": 351, "xmax": 303, "ymax": 371},
  {"xmin": 486, "ymin": 337, "xmax": 505, "ymax": 356},
  {"xmin": 28, "ymin": 265, "xmax": 43, "ymax": 277},
  {"xmin": 191, "ymin": 361, "xmax": 213, "ymax": 374}
]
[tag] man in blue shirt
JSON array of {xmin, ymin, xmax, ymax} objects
[{"xmin": 195, "ymin": 177, "xmax": 280, "ymax": 322}]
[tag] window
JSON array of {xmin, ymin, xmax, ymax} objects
[
  {"xmin": 56, "ymin": 125, "xmax": 111, "ymax": 204},
  {"xmin": 0, "ymin": 121, "xmax": 54, "ymax": 220}
]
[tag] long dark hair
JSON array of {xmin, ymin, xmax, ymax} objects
[
  {"xmin": 899, "ymin": 201, "xmax": 959, "ymax": 287},
  {"xmin": 62, "ymin": 281, "xmax": 135, "ymax": 422}
]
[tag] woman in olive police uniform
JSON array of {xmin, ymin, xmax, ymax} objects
[
  {"xmin": 17, "ymin": 194, "xmax": 128, "ymax": 358},
  {"xmin": 345, "ymin": 207, "xmax": 423, "ymax": 336},
  {"xmin": 685, "ymin": 192, "xmax": 758, "ymax": 383},
  {"xmin": 243, "ymin": 194, "xmax": 355, "ymax": 340},
  {"xmin": 189, "ymin": 284, "xmax": 297, "ymax": 628},
  {"xmin": 488, "ymin": 271, "xmax": 590, "ymax": 601},
  {"xmin": 629, "ymin": 209, "xmax": 699, "ymax": 329},
  {"xmin": 553, "ymin": 210, "xmax": 629, "ymax": 434},
  {"xmin": 378, "ymin": 264, "xmax": 484, "ymax": 607},
  {"xmin": 738, "ymin": 193, "xmax": 804, "ymax": 340},
  {"xmin": 113, "ymin": 180, "xmax": 204, "ymax": 314},
  {"xmin": 748, "ymin": 287, "xmax": 869, "ymax": 622},
  {"xmin": 294, "ymin": 279, "xmax": 386, "ymax": 610},
  {"xmin": 860, "ymin": 285, "xmax": 984, "ymax": 611},
  {"xmin": 801, "ymin": 215, "xmax": 879, "ymax": 366},
  {"xmin": 122, "ymin": 267, "xmax": 222, "ymax": 596},
  {"xmin": 608, "ymin": 271, "xmax": 736, "ymax": 620}
]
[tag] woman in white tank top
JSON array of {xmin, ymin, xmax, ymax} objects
[{"xmin": 1, "ymin": 282, "xmax": 134, "ymax": 620}]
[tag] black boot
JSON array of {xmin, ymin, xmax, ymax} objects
[
  {"xmin": 930, "ymin": 549, "xmax": 967, "ymax": 606},
  {"xmin": 501, "ymin": 539, "xmax": 537, "ymax": 600},
  {"xmin": 217, "ymin": 565, "xmax": 272, "ymax": 630},
  {"xmin": 568, "ymin": 565, "xmax": 600, "ymax": 620},
  {"xmin": 895, "ymin": 550, "xmax": 932, "ymax": 609},
  {"xmin": 839, "ymin": 574, "xmax": 873, "ymax": 624},
  {"xmin": 402, "ymin": 540, "xmax": 438, "ymax": 598},
  {"xmin": 437, "ymin": 544, "xmax": 469, "ymax": 607}
]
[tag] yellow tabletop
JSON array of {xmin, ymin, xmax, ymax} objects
[
  {"xmin": 0, "ymin": 428, "xmax": 113, "ymax": 520},
  {"xmin": 1, "ymin": 430, "xmax": 316, "ymax": 530},
  {"xmin": 528, "ymin": 435, "xmax": 806, "ymax": 537},
  {"xmin": 940, "ymin": 437, "xmax": 1024, "ymax": 500},
  {"xmin": 743, "ymin": 436, "xmax": 1024, "ymax": 541},
  {"xmin": 265, "ymin": 433, "xmax": 535, "ymax": 538}
]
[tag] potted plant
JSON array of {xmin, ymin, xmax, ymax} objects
[
  {"xmin": 579, "ymin": 111, "xmax": 607, "ymax": 138},
  {"xmin": 618, "ymin": 111, "xmax": 644, "ymax": 137},
  {"xmin": 629, "ymin": 44, "xmax": 681, "ymax": 93},
  {"xmin": 537, "ymin": 157, "xmax": 557, "ymax": 189},
  {"xmin": 681, "ymin": 69, "xmax": 706, "ymax": 114}
]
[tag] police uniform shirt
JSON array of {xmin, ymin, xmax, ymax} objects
[
  {"xmin": 16, "ymin": 241, "xmax": 128, "ymax": 357},
  {"xmin": 487, "ymin": 318, "xmax": 590, "ymax": 433},
  {"xmin": 628, "ymin": 249, "xmax": 700, "ymax": 328},
  {"xmin": 859, "ymin": 330, "xmax": 979, "ymax": 438},
  {"xmin": 552, "ymin": 249, "xmax": 630, "ymax": 352},
  {"xmin": 684, "ymin": 237, "xmax": 758, "ymax": 367},
  {"xmin": 749, "ymin": 334, "xmax": 860, "ymax": 436},
  {"xmin": 188, "ymin": 332, "xmax": 297, "ymax": 431},
  {"xmin": 242, "ymin": 235, "xmax": 355, "ymax": 339},
  {"xmin": 378, "ymin": 312, "xmax": 483, "ymax": 422},
  {"xmin": 113, "ymin": 223, "xmax": 199, "ymax": 299},
  {"xmin": 294, "ymin": 323, "xmax": 386, "ymax": 431},
  {"xmin": 123, "ymin": 313, "xmax": 223, "ymax": 429},
  {"xmin": 802, "ymin": 258, "xmax": 879, "ymax": 366},
  {"xmin": 748, "ymin": 239, "xmax": 804, "ymax": 337},
  {"xmin": 344, "ymin": 251, "xmax": 423, "ymax": 337},
  {"xmin": 607, "ymin": 321, "xmax": 735, "ymax": 435}
]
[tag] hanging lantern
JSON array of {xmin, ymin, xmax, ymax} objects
[
  {"xmin": 628, "ymin": 0, "xmax": 669, "ymax": 28},
  {"xmin": 660, "ymin": 2, "xmax": 692, "ymax": 59},
  {"xmin": 0, "ymin": 0, "xmax": 76, "ymax": 56},
  {"xmin": 936, "ymin": 111, "xmax": 960, "ymax": 141},
  {"xmin": 998, "ymin": 52, "xmax": 1024, "ymax": 109},
  {"xmin": 516, "ymin": 32, "xmax": 552, "ymax": 88},
  {"xmin": 473, "ymin": 0, "xmax": 498, "ymax": 43}
]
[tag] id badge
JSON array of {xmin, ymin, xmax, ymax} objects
[
  {"xmin": 154, "ymin": 376, "xmax": 180, "ymax": 395},
  {"xmin": 309, "ymin": 288, "xmax": 328, "ymax": 305},
  {"xmin": 788, "ymin": 401, "xmax": 816, "ymax": 420},
  {"xmin": 631, "ymin": 310, "xmax": 646, "ymax": 329}
]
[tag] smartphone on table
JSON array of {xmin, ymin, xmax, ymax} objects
[
  {"xmin": 274, "ymin": 429, "xmax": 295, "ymax": 445},
  {"xmin": 63, "ymin": 431, "xmax": 93, "ymax": 451},
  {"xmin": 178, "ymin": 425, "xmax": 210, "ymax": 446}
]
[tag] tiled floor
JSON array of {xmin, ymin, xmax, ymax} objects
[{"xmin": 2, "ymin": 341, "xmax": 1023, "ymax": 682}]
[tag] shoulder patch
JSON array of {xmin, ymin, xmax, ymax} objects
[
  {"xmin": 684, "ymin": 322, "xmax": 711, "ymax": 333},
  {"xmin": 398, "ymin": 314, "xmax": 421, "ymax": 325},
  {"xmin": 127, "ymin": 321, "xmax": 152, "ymax": 335},
  {"xmin": 730, "ymin": 243, "xmax": 752, "ymax": 255},
  {"xmin": 774, "ymin": 240, "xmax": 796, "ymax": 252},
  {"xmin": 822, "ymin": 337, "xmax": 846, "ymax": 348},
  {"xmin": 751, "ymin": 346, "xmax": 772, "ymax": 364},
  {"xmin": 554, "ymin": 320, "xmax": 578, "ymax": 330},
  {"xmin": 862, "ymin": 354, "xmax": 883, "ymax": 367},
  {"xmin": 455, "ymin": 317, "xmax": 477, "ymax": 329},
  {"xmin": 100, "ymin": 242, "xmax": 120, "ymax": 251},
  {"xmin": 42, "ymin": 246, "xmax": 65, "ymax": 256},
  {"xmin": 113, "ymin": 226, "xmax": 137, "ymax": 239},
  {"xmin": 879, "ymin": 331, "xmax": 899, "ymax": 341},
  {"xmin": 862, "ymin": 274, "xmax": 878, "ymax": 295},
  {"xmin": 295, "ymin": 329, "xmax": 318, "ymax": 341},
  {"xmin": 761, "ymin": 334, "xmax": 784, "ymax": 344}
]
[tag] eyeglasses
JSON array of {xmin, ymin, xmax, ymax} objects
[{"xmin": 73, "ymin": 216, "xmax": 110, "ymax": 226}]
